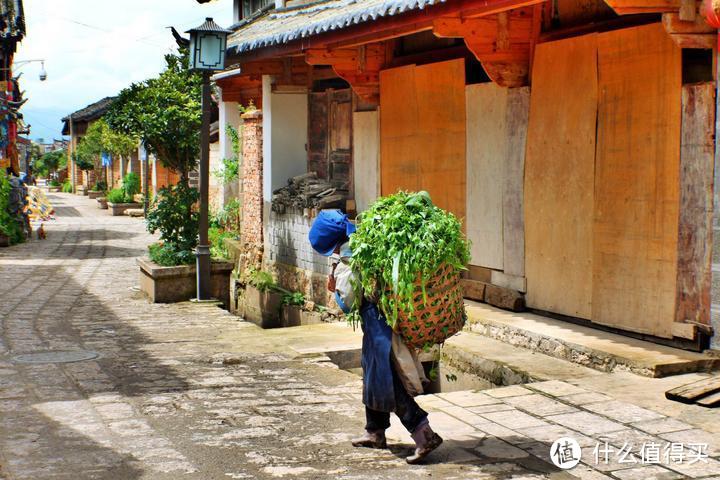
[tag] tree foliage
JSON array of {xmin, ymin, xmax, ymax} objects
[
  {"xmin": 105, "ymin": 49, "xmax": 203, "ymax": 181},
  {"xmin": 76, "ymin": 119, "xmax": 138, "ymax": 169},
  {"xmin": 33, "ymin": 149, "xmax": 67, "ymax": 177}
]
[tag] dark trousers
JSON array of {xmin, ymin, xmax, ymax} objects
[{"xmin": 365, "ymin": 362, "xmax": 428, "ymax": 434}]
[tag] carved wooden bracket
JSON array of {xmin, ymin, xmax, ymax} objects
[
  {"xmin": 663, "ymin": 10, "xmax": 716, "ymax": 49},
  {"xmin": 433, "ymin": 7, "xmax": 536, "ymax": 87},
  {"xmin": 305, "ymin": 44, "xmax": 386, "ymax": 103}
]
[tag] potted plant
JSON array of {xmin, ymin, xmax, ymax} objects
[
  {"xmin": 106, "ymin": 173, "xmax": 141, "ymax": 216},
  {"xmin": 137, "ymin": 181, "xmax": 234, "ymax": 304},
  {"xmin": 88, "ymin": 180, "xmax": 107, "ymax": 200},
  {"xmin": 236, "ymin": 270, "xmax": 283, "ymax": 328},
  {"xmin": 47, "ymin": 179, "xmax": 62, "ymax": 193}
]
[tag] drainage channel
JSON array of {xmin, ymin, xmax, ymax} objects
[{"xmin": 324, "ymin": 347, "xmax": 526, "ymax": 394}]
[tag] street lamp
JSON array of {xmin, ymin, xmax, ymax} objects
[{"xmin": 187, "ymin": 18, "xmax": 231, "ymax": 301}]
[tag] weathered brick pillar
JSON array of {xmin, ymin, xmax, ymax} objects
[{"xmin": 240, "ymin": 110, "xmax": 263, "ymax": 247}]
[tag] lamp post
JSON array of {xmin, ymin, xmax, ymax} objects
[{"xmin": 187, "ymin": 18, "xmax": 231, "ymax": 301}]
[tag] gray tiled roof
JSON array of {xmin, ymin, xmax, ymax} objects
[
  {"xmin": 228, "ymin": 0, "xmax": 447, "ymax": 53},
  {"xmin": 61, "ymin": 97, "xmax": 116, "ymax": 135}
]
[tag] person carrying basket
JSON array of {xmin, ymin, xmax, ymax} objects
[{"xmin": 309, "ymin": 209, "xmax": 443, "ymax": 464}]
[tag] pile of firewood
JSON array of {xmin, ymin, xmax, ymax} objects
[{"xmin": 271, "ymin": 172, "xmax": 346, "ymax": 213}]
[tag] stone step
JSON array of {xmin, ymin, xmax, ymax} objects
[
  {"xmin": 440, "ymin": 331, "xmax": 602, "ymax": 392},
  {"xmin": 463, "ymin": 300, "xmax": 720, "ymax": 378}
]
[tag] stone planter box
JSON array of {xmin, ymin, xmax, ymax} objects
[
  {"xmin": 280, "ymin": 305, "xmax": 324, "ymax": 328},
  {"xmin": 237, "ymin": 285, "xmax": 283, "ymax": 328},
  {"xmin": 137, "ymin": 257, "xmax": 234, "ymax": 305},
  {"xmin": 97, "ymin": 197, "xmax": 108, "ymax": 209},
  {"xmin": 48, "ymin": 187, "xmax": 60, "ymax": 193},
  {"xmin": 88, "ymin": 191, "xmax": 104, "ymax": 200},
  {"xmin": 108, "ymin": 202, "xmax": 141, "ymax": 216},
  {"xmin": 76, "ymin": 185, "xmax": 88, "ymax": 196},
  {"xmin": 0, "ymin": 233, "xmax": 9, "ymax": 248}
]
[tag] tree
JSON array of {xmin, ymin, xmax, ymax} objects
[
  {"xmin": 33, "ymin": 149, "xmax": 67, "ymax": 178},
  {"xmin": 105, "ymin": 49, "xmax": 202, "ymax": 183}
]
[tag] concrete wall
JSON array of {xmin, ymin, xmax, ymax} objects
[
  {"xmin": 261, "ymin": 75, "xmax": 309, "ymax": 201},
  {"xmin": 353, "ymin": 110, "xmax": 380, "ymax": 213}
]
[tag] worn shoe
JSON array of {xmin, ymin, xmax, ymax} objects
[
  {"xmin": 407, "ymin": 423, "xmax": 443, "ymax": 464},
  {"xmin": 351, "ymin": 430, "xmax": 387, "ymax": 449}
]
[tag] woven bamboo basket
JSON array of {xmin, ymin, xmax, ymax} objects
[{"xmin": 390, "ymin": 263, "xmax": 466, "ymax": 349}]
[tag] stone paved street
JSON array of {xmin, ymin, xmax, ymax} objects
[{"xmin": 1, "ymin": 193, "xmax": 719, "ymax": 480}]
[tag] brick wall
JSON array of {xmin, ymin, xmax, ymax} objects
[
  {"xmin": 241, "ymin": 110, "xmax": 263, "ymax": 246},
  {"xmin": 266, "ymin": 209, "xmax": 334, "ymax": 307}
]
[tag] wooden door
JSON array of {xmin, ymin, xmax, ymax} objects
[
  {"xmin": 379, "ymin": 59, "xmax": 466, "ymax": 221},
  {"xmin": 524, "ymin": 34, "xmax": 598, "ymax": 319},
  {"xmin": 307, "ymin": 89, "xmax": 353, "ymax": 194},
  {"xmin": 592, "ymin": 23, "xmax": 681, "ymax": 338}
]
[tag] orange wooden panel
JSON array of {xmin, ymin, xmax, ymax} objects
[
  {"xmin": 524, "ymin": 34, "xmax": 598, "ymax": 319},
  {"xmin": 380, "ymin": 64, "xmax": 420, "ymax": 195},
  {"xmin": 380, "ymin": 59, "xmax": 466, "ymax": 221},
  {"xmin": 593, "ymin": 23, "xmax": 682, "ymax": 338}
]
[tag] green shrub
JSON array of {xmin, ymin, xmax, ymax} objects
[
  {"xmin": 73, "ymin": 152, "xmax": 95, "ymax": 171},
  {"xmin": 148, "ymin": 242, "xmax": 195, "ymax": 266},
  {"xmin": 49, "ymin": 179, "xmax": 61, "ymax": 187},
  {"xmin": 211, "ymin": 198, "xmax": 241, "ymax": 233},
  {"xmin": 61, "ymin": 180, "xmax": 73, "ymax": 193},
  {"xmin": 0, "ymin": 172, "xmax": 25, "ymax": 244},
  {"xmin": 146, "ymin": 181, "xmax": 199, "ymax": 266},
  {"xmin": 209, "ymin": 226, "xmax": 232, "ymax": 260},
  {"xmin": 122, "ymin": 172, "xmax": 140, "ymax": 199},
  {"xmin": 248, "ymin": 269, "xmax": 276, "ymax": 292},
  {"xmin": 92, "ymin": 180, "xmax": 107, "ymax": 192},
  {"xmin": 281, "ymin": 292, "xmax": 305, "ymax": 307},
  {"xmin": 106, "ymin": 188, "xmax": 126, "ymax": 204}
]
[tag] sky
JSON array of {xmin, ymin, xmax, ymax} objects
[{"xmin": 17, "ymin": 0, "xmax": 235, "ymax": 143}]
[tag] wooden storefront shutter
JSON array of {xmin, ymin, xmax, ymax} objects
[
  {"xmin": 379, "ymin": 59, "xmax": 466, "ymax": 222},
  {"xmin": 592, "ymin": 23, "xmax": 682, "ymax": 338},
  {"xmin": 524, "ymin": 33, "xmax": 598, "ymax": 319}
]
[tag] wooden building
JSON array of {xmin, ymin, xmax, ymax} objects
[
  {"xmin": 61, "ymin": 97, "xmax": 151, "ymax": 194},
  {"xmin": 219, "ymin": 0, "xmax": 720, "ymax": 352},
  {"xmin": 0, "ymin": 0, "xmax": 26, "ymax": 173}
]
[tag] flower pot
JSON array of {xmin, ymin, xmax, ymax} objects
[
  {"xmin": 280, "ymin": 305, "xmax": 324, "ymax": 328},
  {"xmin": 137, "ymin": 257, "xmax": 234, "ymax": 305},
  {"xmin": 237, "ymin": 285, "xmax": 282, "ymax": 328},
  {"xmin": 0, "ymin": 233, "xmax": 9, "ymax": 248},
  {"xmin": 107, "ymin": 202, "xmax": 141, "ymax": 216},
  {"xmin": 97, "ymin": 197, "xmax": 108, "ymax": 209},
  {"xmin": 88, "ymin": 191, "xmax": 104, "ymax": 200}
]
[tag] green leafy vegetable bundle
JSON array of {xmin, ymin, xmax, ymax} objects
[{"xmin": 349, "ymin": 191, "xmax": 470, "ymax": 342}]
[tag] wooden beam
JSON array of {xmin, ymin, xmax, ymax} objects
[
  {"xmin": 229, "ymin": 0, "xmax": 548, "ymax": 64},
  {"xmin": 663, "ymin": 11, "xmax": 716, "ymax": 48},
  {"xmin": 603, "ymin": 0, "xmax": 681, "ymax": 15}
]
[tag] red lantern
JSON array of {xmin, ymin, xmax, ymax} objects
[{"xmin": 701, "ymin": 0, "xmax": 720, "ymax": 28}]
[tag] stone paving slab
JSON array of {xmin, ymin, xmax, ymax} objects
[{"xmin": 0, "ymin": 193, "xmax": 719, "ymax": 480}]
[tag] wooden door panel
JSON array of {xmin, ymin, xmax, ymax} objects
[
  {"xmin": 308, "ymin": 92, "xmax": 328, "ymax": 178},
  {"xmin": 592, "ymin": 23, "xmax": 681, "ymax": 338},
  {"xmin": 380, "ymin": 59, "xmax": 466, "ymax": 221},
  {"xmin": 525, "ymin": 34, "xmax": 598, "ymax": 319}
]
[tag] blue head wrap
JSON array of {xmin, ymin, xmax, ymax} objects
[{"xmin": 309, "ymin": 209, "xmax": 356, "ymax": 257}]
